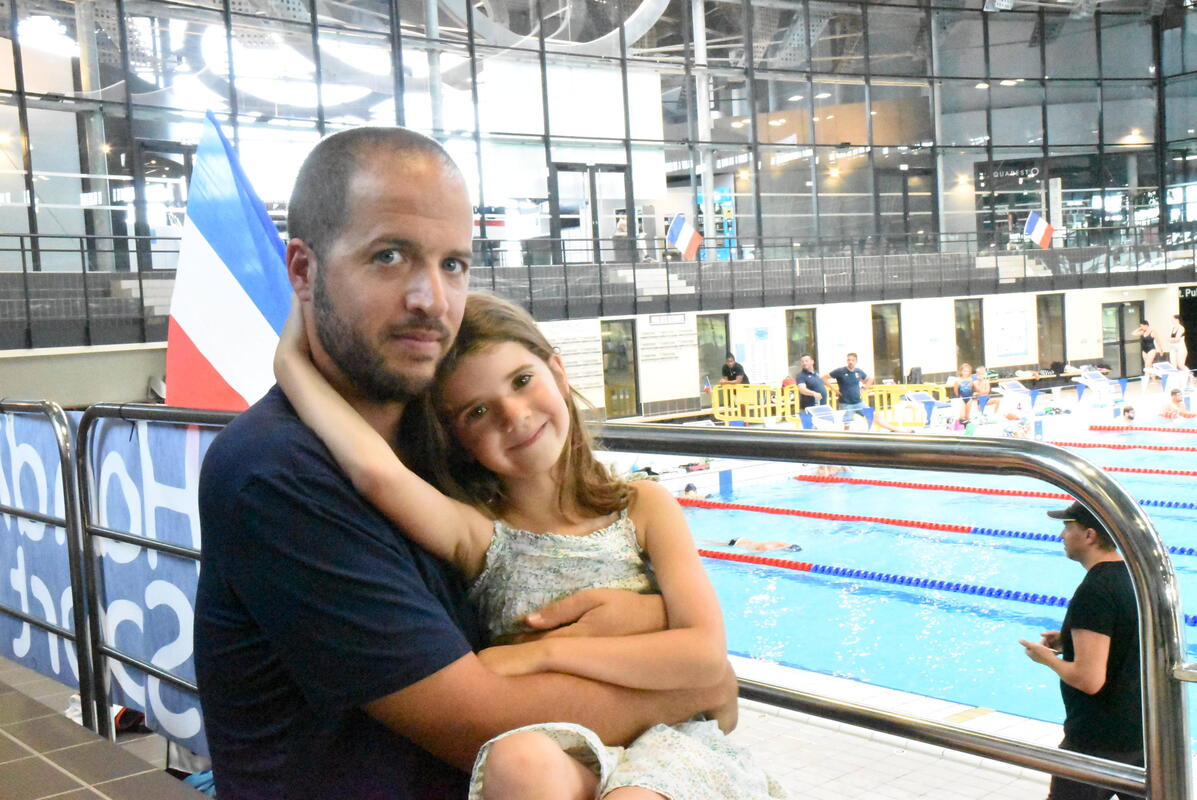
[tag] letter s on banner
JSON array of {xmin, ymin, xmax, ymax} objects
[{"xmin": 144, "ymin": 580, "xmax": 201, "ymax": 739}]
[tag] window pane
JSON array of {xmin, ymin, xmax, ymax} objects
[
  {"xmin": 867, "ymin": 4, "xmax": 930, "ymax": 77},
  {"xmin": 1044, "ymin": 16, "xmax": 1096, "ymax": 79}
]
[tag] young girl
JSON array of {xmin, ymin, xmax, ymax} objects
[{"xmin": 275, "ymin": 292, "xmax": 783, "ymax": 800}]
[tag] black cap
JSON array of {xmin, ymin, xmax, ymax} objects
[{"xmin": 1047, "ymin": 501, "xmax": 1102, "ymax": 532}]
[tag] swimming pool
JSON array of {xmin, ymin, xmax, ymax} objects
[{"xmin": 687, "ymin": 431, "xmax": 1197, "ymax": 733}]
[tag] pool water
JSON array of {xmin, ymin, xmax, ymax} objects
[{"xmin": 689, "ymin": 433, "xmax": 1197, "ymax": 731}]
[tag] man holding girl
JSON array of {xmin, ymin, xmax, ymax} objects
[{"xmin": 194, "ymin": 128, "xmax": 740, "ymax": 798}]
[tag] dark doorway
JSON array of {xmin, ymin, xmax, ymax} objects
[
  {"xmin": 697, "ymin": 314, "xmax": 729, "ymax": 408},
  {"xmin": 1101, "ymin": 300, "xmax": 1146, "ymax": 378},
  {"xmin": 601, "ymin": 319, "xmax": 639, "ymax": 418},
  {"xmin": 1037, "ymin": 294, "xmax": 1066, "ymax": 369},
  {"xmin": 1179, "ymin": 286, "xmax": 1197, "ymax": 370},
  {"xmin": 871, "ymin": 303, "xmax": 903, "ymax": 383}
]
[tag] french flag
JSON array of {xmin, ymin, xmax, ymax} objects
[
  {"xmin": 165, "ymin": 112, "xmax": 290, "ymax": 411},
  {"xmin": 1023, "ymin": 211, "xmax": 1055, "ymax": 250},
  {"xmin": 666, "ymin": 213, "xmax": 704, "ymax": 260}
]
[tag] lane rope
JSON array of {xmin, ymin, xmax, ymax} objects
[
  {"xmin": 1091, "ymin": 425, "xmax": 1197, "ymax": 435},
  {"xmin": 682, "ymin": 496, "xmax": 1197, "ymax": 557},
  {"xmin": 696, "ymin": 549, "xmax": 1197, "ymax": 627},
  {"xmin": 1048, "ymin": 439, "xmax": 1197, "ymax": 454},
  {"xmin": 795, "ymin": 474, "xmax": 1197, "ymax": 511}
]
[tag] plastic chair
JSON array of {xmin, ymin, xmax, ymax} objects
[
  {"xmin": 806, "ymin": 405, "xmax": 842, "ymax": 431},
  {"xmin": 1148, "ymin": 362, "xmax": 1192, "ymax": 394},
  {"xmin": 903, "ymin": 391, "xmax": 953, "ymax": 427},
  {"xmin": 1071, "ymin": 367, "xmax": 1122, "ymax": 404}
]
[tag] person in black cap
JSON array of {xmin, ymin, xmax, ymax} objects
[{"xmin": 1019, "ymin": 501, "xmax": 1142, "ymax": 800}]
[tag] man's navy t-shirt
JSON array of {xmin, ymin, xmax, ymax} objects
[
  {"xmin": 828, "ymin": 366, "xmax": 868, "ymax": 405},
  {"xmin": 795, "ymin": 369, "xmax": 827, "ymax": 410},
  {"xmin": 194, "ymin": 386, "xmax": 483, "ymax": 799}
]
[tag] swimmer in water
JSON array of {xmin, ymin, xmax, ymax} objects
[{"xmin": 727, "ymin": 537, "xmax": 803, "ymax": 553}]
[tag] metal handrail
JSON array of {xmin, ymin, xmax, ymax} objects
[
  {"xmin": 0, "ymin": 400, "xmax": 96, "ymax": 731},
  {"xmin": 74, "ymin": 403, "xmax": 236, "ymax": 739},
  {"xmin": 595, "ymin": 423, "xmax": 1189, "ymax": 799}
]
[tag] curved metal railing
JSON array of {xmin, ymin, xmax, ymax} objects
[{"xmin": 596, "ymin": 423, "xmax": 1189, "ymax": 799}]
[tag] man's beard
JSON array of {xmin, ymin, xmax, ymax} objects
[{"xmin": 312, "ymin": 273, "xmax": 441, "ymax": 404}]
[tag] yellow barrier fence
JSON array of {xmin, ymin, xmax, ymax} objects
[{"xmin": 712, "ymin": 382, "xmax": 952, "ymax": 427}]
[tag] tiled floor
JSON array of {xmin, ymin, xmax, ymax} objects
[
  {"xmin": 2, "ymin": 651, "xmax": 1063, "ymax": 799},
  {"xmin": 0, "ymin": 657, "xmax": 201, "ymax": 800},
  {"xmin": 728, "ymin": 655, "xmax": 1057, "ymax": 798}
]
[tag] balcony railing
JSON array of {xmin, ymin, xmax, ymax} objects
[{"xmin": 1, "ymin": 228, "xmax": 1193, "ymax": 350}]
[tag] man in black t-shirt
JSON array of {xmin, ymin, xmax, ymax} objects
[
  {"xmin": 794, "ymin": 354, "xmax": 827, "ymax": 410},
  {"xmin": 195, "ymin": 128, "xmax": 732, "ymax": 799},
  {"xmin": 1019, "ymin": 502, "xmax": 1142, "ymax": 800},
  {"xmin": 720, "ymin": 352, "xmax": 749, "ymax": 384}
]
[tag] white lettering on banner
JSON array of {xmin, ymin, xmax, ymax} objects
[
  {"xmin": 97, "ymin": 451, "xmax": 143, "ymax": 564},
  {"xmin": 5, "ymin": 417, "xmax": 49, "ymax": 542},
  {"xmin": 103, "ymin": 599, "xmax": 147, "ymax": 707},
  {"xmin": 7, "ymin": 546, "xmax": 31, "ymax": 656},
  {"xmin": 144, "ymin": 581, "xmax": 201, "ymax": 738},
  {"xmin": 135, "ymin": 422, "xmax": 203, "ymax": 569},
  {"xmin": 29, "ymin": 574, "xmax": 60, "ymax": 674}
]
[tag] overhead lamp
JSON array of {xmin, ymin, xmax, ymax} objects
[
  {"xmin": 788, "ymin": 94, "xmax": 804, "ymax": 102},
  {"xmin": 100, "ymin": 143, "xmax": 112, "ymax": 154},
  {"xmin": 999, "ymin": 79, "xmax": 1018, "ymax": 86},
  {"xmin": 825, "ymin": 114, "xmax": 835, "ymax": 120},
  {"xmin": 0, "ymin": 132, "xmax": 12, "ymax": 146},
  {"xmin": 730, "ymin": 120, "xmax": 746, "ymax": 129},
  {"xmin": 815, "ymin": 92, "xmax": 831, "ymax": 99},
  {"xmin": 768, "ymin": 118, "xmax": 786, "ymax": 126},
  {"xmin": 828, "ymin": 167, "xmax": 840, "ymax": 177},
  {"xmin": 975, "ymin": 82, "xmax": 990, "ymax": 90}
]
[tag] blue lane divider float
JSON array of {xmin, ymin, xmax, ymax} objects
[{"xmin": 698, "ymin": 549, "xmax": 1197, "ymax": 627}]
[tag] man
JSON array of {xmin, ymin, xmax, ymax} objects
[
  {"xmin": 794, "ymin": 353, "xmax": 827, "ymax": 411},
  {"xmin": 1162, "ymin": 388, "xmax": 1196, "ymax": 420},
  {"xmin": 824, "ymin": 352, "xmax": 872, "ymax": 429},
  {"xmin": 720, "ymin": 352, "xmax": 749, "ymax": 384},
  {"xmin": 1019, "ymin": 502, "xmax": 1142, "ymax": 800},
  {"xmin": 194, "ymin": 128, "xmax": 732, "ymax": 799}
]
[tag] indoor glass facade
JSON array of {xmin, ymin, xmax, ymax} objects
[{"xmin": 0, "ymin": 1, "xmax": 1190, "ymax": 346}]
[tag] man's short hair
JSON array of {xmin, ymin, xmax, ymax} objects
[
  {"xmin": 726, "ymin": 352, "xmax": 735, "ymax": 360},
  {"xmin": 847, "ymin": 352, "xmax": 858, "ymax": 359},
  {"xmin": 287, "ymin": 127, "xmax": 460, "ymax": 261},
  {"xmin": 800, "ymin": 353, "xmax": 813, "ymax": 361}
]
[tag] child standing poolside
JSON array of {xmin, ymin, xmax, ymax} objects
[{"xmin": 276, "ymin": 292, "xmax": 783, "ymax": 800}]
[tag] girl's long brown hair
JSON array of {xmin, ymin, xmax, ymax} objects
[{"xmin": 400, "ymin": 292, "xmax": 629, "ymax": 520}]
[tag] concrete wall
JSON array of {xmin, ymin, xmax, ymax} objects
[
  {"xmin": 2, "ymin": 283, "xmax": 1187, "ymax": 413},
  {"xmin": 0, "ymin": 343, "xmax": 165, "ymax": 408}
]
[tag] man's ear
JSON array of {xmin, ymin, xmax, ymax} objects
[{"xmin": 287, "ymin": 239, "xmax": 318, "ymax": 301}]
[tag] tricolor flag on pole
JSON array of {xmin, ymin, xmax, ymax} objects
[
  {"xmin": 1023, "ymin": 210, "xmax": 1055, "ymax": 250},
  {"xmin": 666, "ymin": 213, "xmax": 704, "ymax": 260},
  {"xmin": 166, "ymin": 112, "xmax": 290, "ymax": 411}
]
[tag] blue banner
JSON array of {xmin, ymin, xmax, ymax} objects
[{"xmin": 0, "ymin": 411, "xmax": 217, "ymax": 756}]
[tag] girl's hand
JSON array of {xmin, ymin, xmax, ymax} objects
[{"xmin": 477, "ymin": 642, "xmax": 549, "ymax": 676}]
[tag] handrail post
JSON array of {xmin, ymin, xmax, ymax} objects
[{"xmin": 0, "ymin": 401, "xmax": 98, "ymax": 732}]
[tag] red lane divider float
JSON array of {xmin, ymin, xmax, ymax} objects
[
  {"xmin": 678, "ymin": 496, "xmax": 972, "ymax": 533},
  {"xmin": 796, "ymin": 474, "xmax": 1071, "ymax": 500},
  {"xmin": 794, "ymin": 474, "xmax": 1197, "ymax": 511},
  {"xmin": 1090, "ymin": 425, "xmax": 1197, "ymax": 435},
  {"xmin": 1048, "ymin": 439, "xmax": 1197, "ymax": 453},
  {"xmin": 1104, "ymin": 465, "xmax": 1197, "ymax": 477}
]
